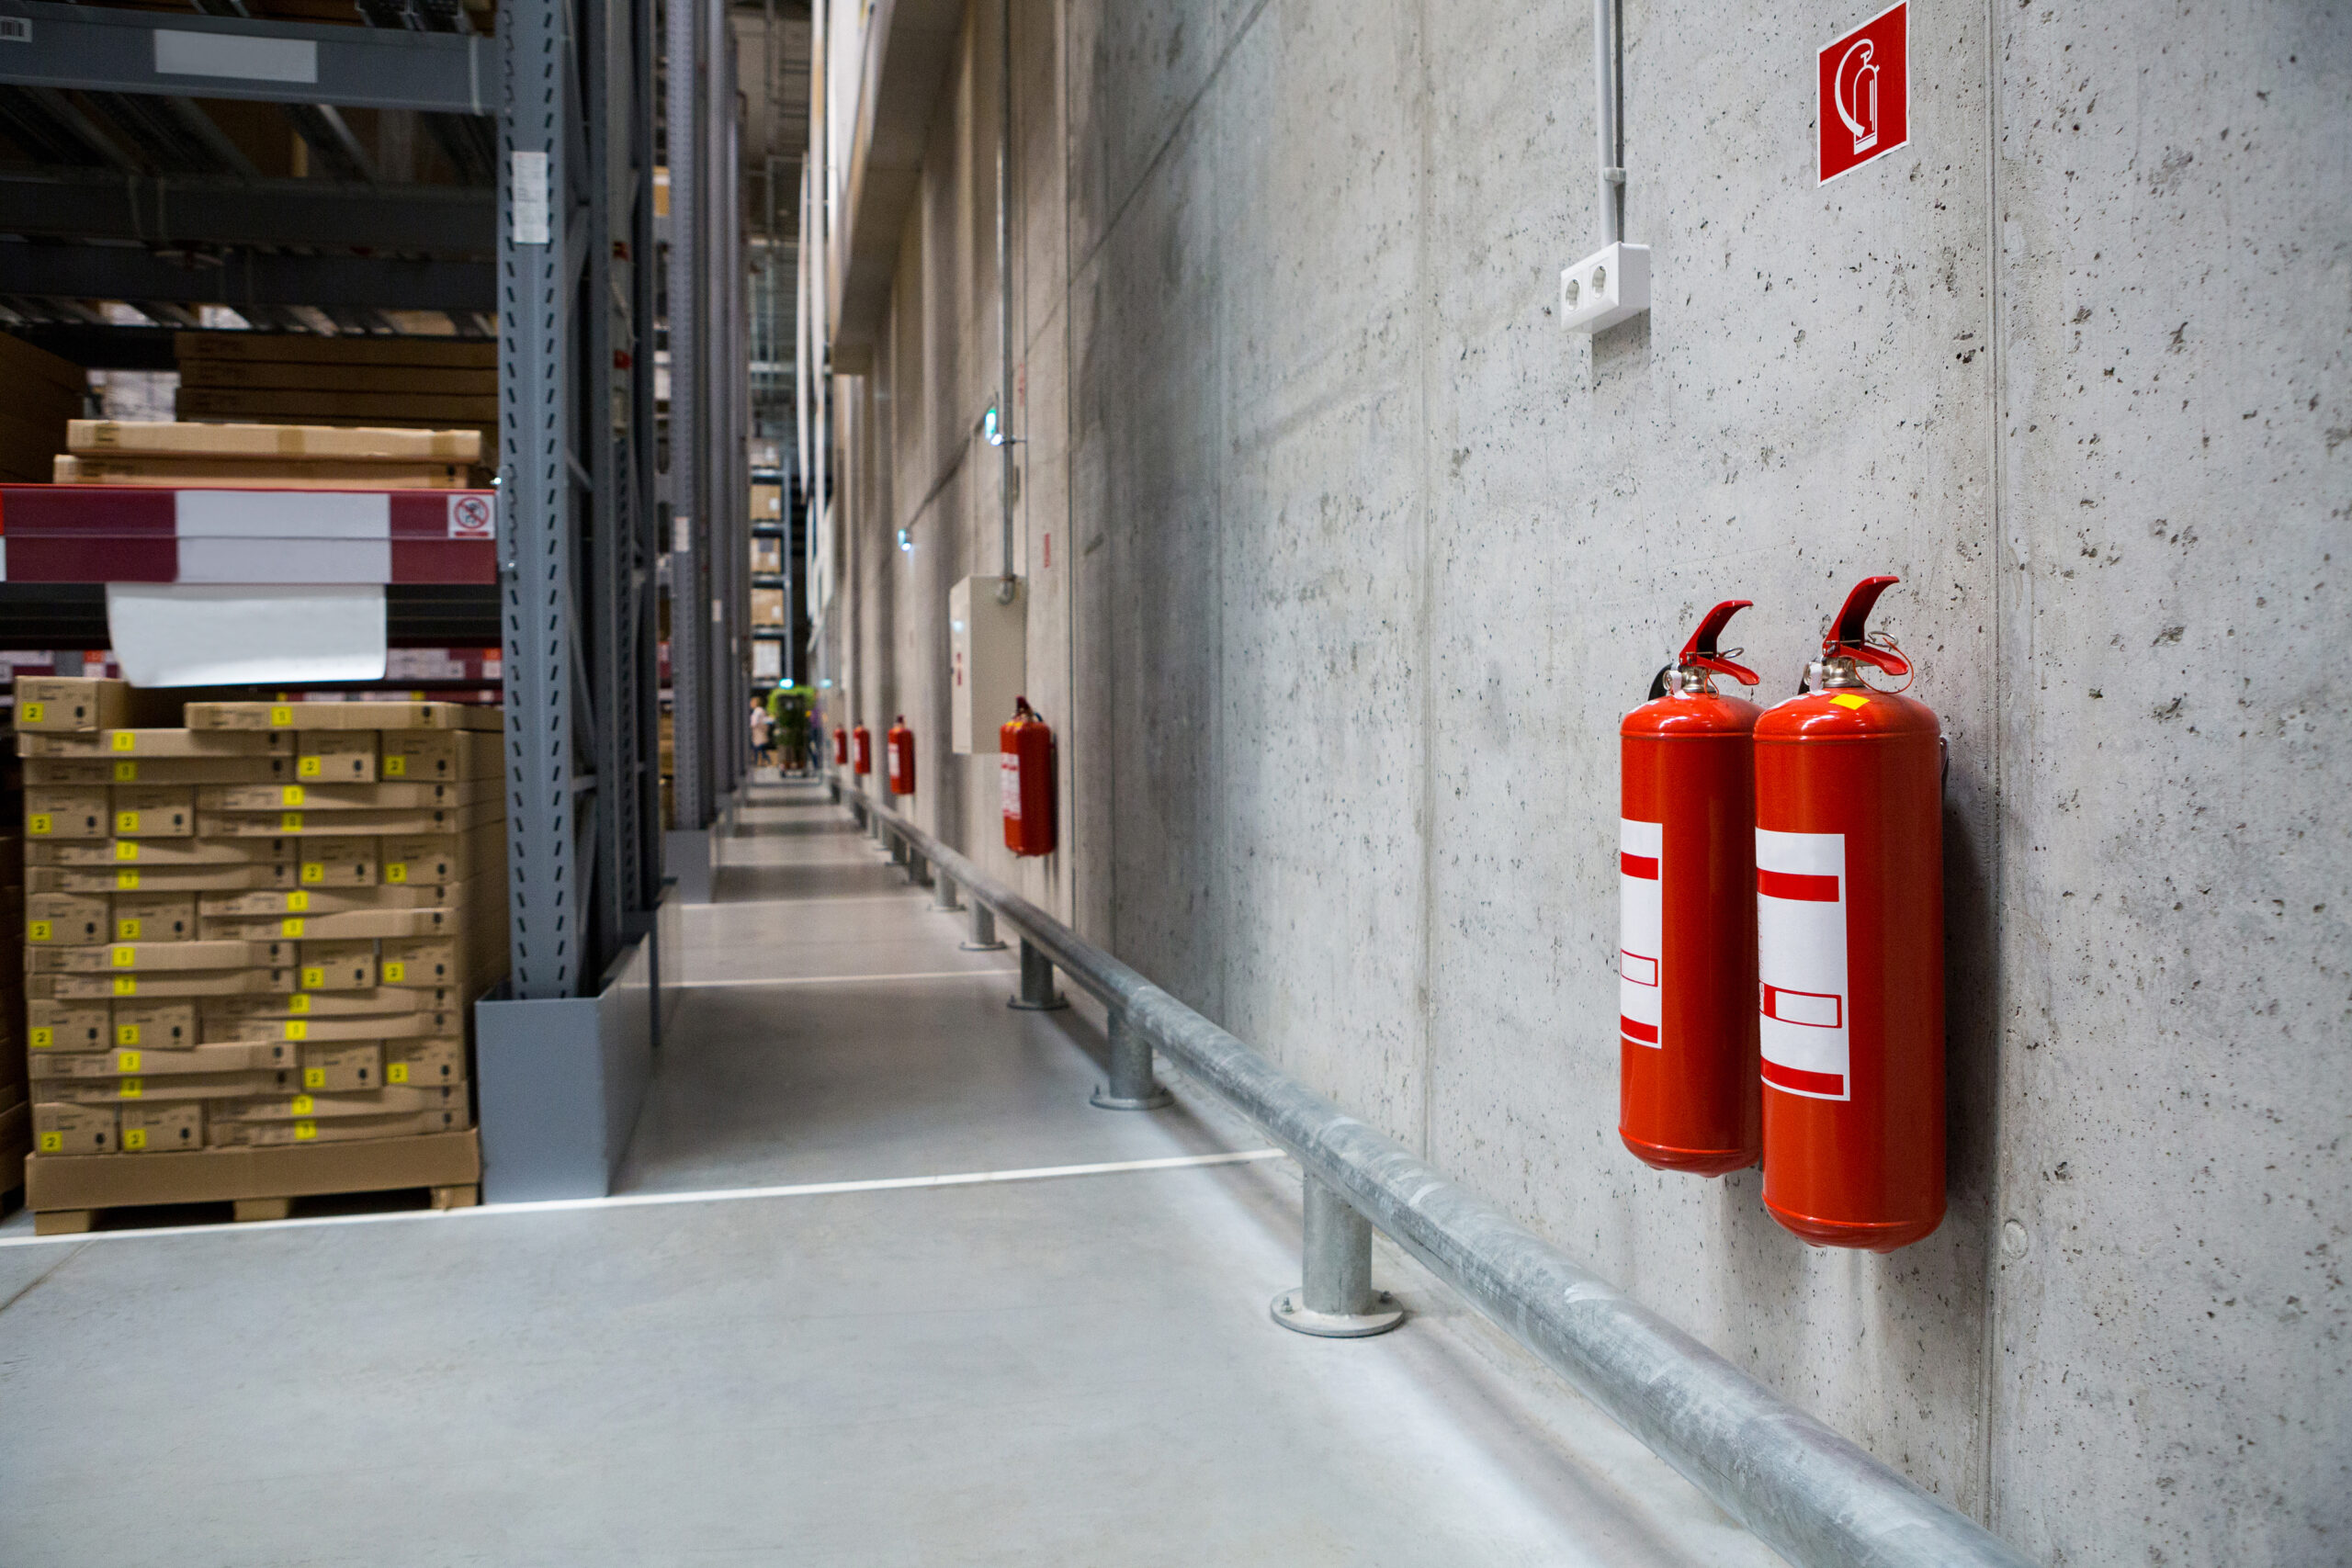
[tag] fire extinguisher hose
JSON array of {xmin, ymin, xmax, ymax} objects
[{"xmin": 849, "ymin": 786, "xmax": 2035, "ymax": 1568}]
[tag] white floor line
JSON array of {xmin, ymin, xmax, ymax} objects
[
  {"xmin": 665, "ymin": 968, "xmax": 1020, "ymax": 989},
  {"xmin": 0, "ymin": 1149, "xmax": 1290, "ymax": 1248}
]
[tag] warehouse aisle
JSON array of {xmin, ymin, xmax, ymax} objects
[{"xmin": 0, "ymin": 777, "xmax": 1778, "ymax": 1567}]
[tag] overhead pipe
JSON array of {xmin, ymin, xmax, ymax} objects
[
  {"xmin": 991, "ymin": 0, "xmax": 1016, "ymax": 603},
  {"xmin": 1592, "ymin": 0, "xmax": 1623, "ymax": 245},
  {"xmin": 850, "ymin": 792, "xmax": 2037, "ymax": 1568}
]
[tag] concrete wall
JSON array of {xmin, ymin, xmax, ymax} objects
[{"xmin": 812, "ymin": 2, "xmax": 2350, "ymax": 1561}]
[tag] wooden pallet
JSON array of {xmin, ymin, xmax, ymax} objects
[{"xmin": 27, "ymin": 1129, "xmax": 480, "ymax": 1235}]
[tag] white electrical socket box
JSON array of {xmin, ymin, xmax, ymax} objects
[
  {"xmin": 1558, "ymin": 242, "xmax": 1650, "ymax": 335},
  {"xmin": 949, "ymin": 575, "xmax": 1025, "ymax": 754}
]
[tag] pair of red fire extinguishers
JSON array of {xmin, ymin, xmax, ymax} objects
[{"xmin": 1619, "ymin": 576, "xmax": 1944, "ymax": 1251}]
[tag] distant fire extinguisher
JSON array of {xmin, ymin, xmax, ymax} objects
[
  {"xmin": 831, "ymin": 726, "xmax": 848, "ymax": 767},
  {"xmin": 851, "ymin": 723, "xmax": 873, "ymax": 776},
  {"xmin": 1754, "ymin": 575, "xmax": 1943, "ymax": 1250},
  {"xmin": 1000, "ymin": 696, "xmax": 1056, "ymax": 856},
  {"xmin": 887, "ymin": 716, "xmax": 916, "ymax": 795},
  {"xmin": 1618, "ymin": 601, "xmax": 1764, "ymax": 1176}
]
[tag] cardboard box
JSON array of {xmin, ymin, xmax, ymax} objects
[
  {"xmin": 39, "ymin": 1070, "xmax": 289, "ymax": 1104},
  {"xmin": 379, "ymin": 729, "xmax": 503, "ymax": 782},
  {"xmin": 113, "ymin": 893, "xmax": 198, "ymax": 942},
  {"xmin": 385, "ymin": 1037, "xmax": 467, "ymax": 1087},
  {"xmin": 49, "ymin": 968, "xmax": 296, "ymax": 999},
  {"xmin": 218, "ymin": 1108, "xmax": 465, "ymax": 1146},
  {"xmin": 26, "ymin": 892, "xmax": 108, "ymax": 945},
  {"xmin": 297, "ymin": 732, "xmax": 378, "ymax": 783},
  {"xmin": 199, "ymin": 802, "xmax": 503, "ymax": 838},
  {"xmin": 50, "ymin": 863, "xmax": 298, "ymax": 895},
  {"xmin": 70, "ymin": 414, "xmax": 484, "ymax": 461},
  {"xmin": 120, "ymin": 1102, "xmax": 204, "ymax": 1154},
  {"xmin": 30, "ymin": 1042, "xmax": 291, "ymax": 1078},
  {"xmin": 296, "ymin": 940, "xmax": 377, "ymax": 991},
  {"xmin": 30, "ymin": 940, "xmax": 273, "ymax": 974},
  {"xmin": 111, "ymin": 785, "xmax": 196, "ymax": 837},
  {"xmin": 28, "ymin": 999, "xmax": 109, "ymax": 1052},
  {"xmin": 198, "ymin": 885, "xmax": 444, "ymax": 917},
  {"xmin": 42, "ymin": 836, "xmax": 299, "ymax": 866},
  {"xmin": 96, "ymin": 729, "xmax": 294, "ymax": 758},
  {"xmin": 221, "ymin": 1083, "xmax": 467, "ymax": 1121},
  {"xmin": 379, "ymin": 832, "xmax": 503, "ymax": 886},
  {"xmin": 25, "ymin": 788, "xmax": 109, "ymax": 840},
  {"xmin": 34, "ymin": 1101, "xmax": 117, "ymax": 1156},
  {"xmin": 204, "ymin": 908, "xmax": 458, "ymax": 942},
  {"xmin": 113, "ymin": 1001, "xmax": 198, "ymax": 1049},
  {"xmin": 26, "ymin": 755, "xmax": 294, "ymax": 786},
  {"xmin": 198, "ymin": 780, "xmax": 491, "ymax": 813},
  {"xmin": 184, "ymin": 701, "xmax": 503, "ymax": 733},
  {"xmin": 204, "ymin": 984, "xmax": 458, "ymax": 1021},
  {"xmin": 16, "ymin": 679, "xmax": 178, "ymax": 734},
  {"xmin": 26, "ymin": 1128, "xmax": 481, "ymax": 1212},
  {"xmin": 209, "ymin": 1009, "xmax": 458, "ymax": 1044},
  {"xmin": 377, "ymin": 937, "xmax": 460, "ymax": 989},
  {"xmin": 299, "ymin": 1042, "xmax": 383, "ymax": 1091}
]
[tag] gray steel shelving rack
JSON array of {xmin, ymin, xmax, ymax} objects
[{"xmin": 0, "ymin": 0, "xmax": 761, "ymax": 1191}]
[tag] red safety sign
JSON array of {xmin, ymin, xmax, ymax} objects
[{"xmin": 1818, "ymin": 2, "xmax": 1908, "ymax": 184}]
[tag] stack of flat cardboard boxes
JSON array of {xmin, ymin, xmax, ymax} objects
[
  {"xmin": 0, "ymin": 705, "xmax": 23, "ymax": 1196},
  {"xmin": 17, "ymin": 682, "xmax": 504, "ymax": 1227},
  {"xmin": 54, "ymin": 419, "xmax": 484, "ymax": 490},
  {"xmin": 173, "ymin": 334, "xmax": 496, "ymax": 454}
]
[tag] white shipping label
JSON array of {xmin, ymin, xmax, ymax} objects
[
  {"xmin": 1756, "ymin": 828, "xmax": 1850, "ymax": 1100},
  {"xmin": 1000, "ymin": 753, "xmax": 1021, "ymax": 821},
  {"xmin": 1619, "ymin": 818, "xmax": 1663, "ymax": 1048},
  {"xmin": 511, "ymin": 151, "xmax": 550, "ymax": 244}
]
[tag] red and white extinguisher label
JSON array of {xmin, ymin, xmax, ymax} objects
[
  {"xmin": 1619, "ymin": 818, "xmax": 1662, "ymax": 1048},
  {"xmin": 1756, "ymin": 829, "xmax": 1850, "ymax": 1100},
  {"xmin": 1000, "ymin": 751, "xmax": 1022, "ymax": 821}
]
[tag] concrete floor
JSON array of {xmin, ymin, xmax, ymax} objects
[{"xmin": 0, "ymin": 777, "xmax": 1779, "ymax": 1567}]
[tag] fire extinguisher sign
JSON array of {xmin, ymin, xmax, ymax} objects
[
  {"xmin": 1818, "ymin": 1, "xmax": 1909, "ymax": 184},
  {"xmin": 1756, "ymin": 829, "xmax": 1850, "ymax": 1100}
]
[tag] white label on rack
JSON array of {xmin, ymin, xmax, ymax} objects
[{"xmin": 511, "ymin": 151, "xmax": 550, "ymax": 244}]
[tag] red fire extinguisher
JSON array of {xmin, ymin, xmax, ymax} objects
[
  {"xmin": 1618, "ymin": 601, "xmax": 1763, "ymax": 1176},
  {"xmin": 1753, "ymin": 575, "xmax": 1943, "ymax": 1250},
  {"xmin": 1000, "ymin": 696, "xmax": 1056, "ymax": 856},
  {"xmin": 831, "ymin": 725, "xmax": 848, "ymax": 767},
  {"xmin": 851, "ymin": 723, "xmax": 872, "ymax": 776},
  {"xmin": 887, "ymin": 716, "xmax": 916, "ymax": 795}
]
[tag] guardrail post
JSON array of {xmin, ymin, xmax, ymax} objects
[
  {"xmin": 1272, "ymin": 1176, "xmax": 1405, "ymax": 1338},
  {"xmin": 960, "ymin": 900, "xmax": 1006, "ymax": 951},
  {"xmin": 906, "ymin": 847, "xmax": 930, "ymax": 886},
  {"xmin": 1090, "ymin": 1010, "xmax": 1171, "ymax": 1111},
  {"xmin": 1008, "ymin": 937, "xmax": 1069, "ymax": 1010},
  {"xmin": 888, "ymin": 832, "xmax": 909, "ymax": 867},
  {"xmin": 828, "ymin": 778, "xmax": 841, "ymax": 805},
  {"xmin": 933, "ymin": 871, "xmax": 962, "ymax": 912}
]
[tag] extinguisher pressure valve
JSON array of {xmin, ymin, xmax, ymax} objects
[
  {"xmin": 1666, "ymin": 600, "xmax": 1761, "ymax": 694},
  {"xmin": 1808, "ymin": 574, "xmax": 1910, "ymax": 690}
]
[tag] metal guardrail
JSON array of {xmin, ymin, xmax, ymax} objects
[{"xmin": 839, "ymin": 779, "xmax": 2033, "ymax": 1568}]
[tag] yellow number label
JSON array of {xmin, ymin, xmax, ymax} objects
[
  {"xmin": 284, "ymin": 1020, "xmax": 309, "ymax": 1040},
  {"xmin": 298, "ymin": 757, "xmax": 322, "ymax": 778},
  {"xmin": 281, "ymin": 918, "xmax": 306, "ymax": 938},
  {"xmin": 301, "ymin": 1068, "xmax": 325, "ymax": 1089},
  {"xmin": 122, "ymin": 1128, "xmax": 148, "ymax": 1150},
  {"xmin": 301, "ymin": 863, "xmax": 325, "ymax": 884},
  {"xmin": 115, "ymin": 812, "xmax": 141, "ymax": 834},
  {"xmin": 38, "ymin": 1131, "xmax": 62, "ymax": 1153},
  {"xmin": 294, "ymin": 1119, "xmax": 318, "ymax": 1140},
  {"xmin": 281, "ymin": 812, "xmax": 305, "ymax": 830},
  {"xmin": 113, "ymin": 761, "xmax": 139, "ymax": 782},
  {"xmin": 385, "ymin": 863, "xmax": 408, "ymax": 884},
  {"xmin": 116, "ymin": 870, "xmax": 140, "ymax": 890},
  {"xmin": 115, "ymin": 840, "xmax": 141, "ymax": 861},
  {"xmin": 383, "ymin": 756, "xmax": 407, "ymax": 777},
  {"xmin": 28, "ymin": 920, "xmax": 51, "ymax": 942},
  {"xmin": 110, "ymin": 946, "xmax": 136, "ymax": 967},
  {"xmin": 112, "ymin": 976, "xmax": 138, "ymax": 996},
  {"xmin": 291, "ymin": 1095, "xmax": 315, "ymax": 1114},
  {"xmin": 20, "ymin": 701, "xmax": 43, "ymax": 722},
  {"xmin": 300, "ymin": 966, "xmax": 326, "ymax": 989},
  {"xmin": 1830, "ymin": 693, "xmax": 1871, "ymax": 710},
  {"xmin": 29, "ymin": 1027, "xmax": 53, "ymax": 1048},
  {"xmin": 286, "ymin": 890, "xmax": 311, "ymax": 911},
  {"xmin": 381, "ymin": 961, "xmax": 407, "ymax": 984},
  {"xmin": 270, "ymin": 705, "xmax": 295, "ymax": 727},
  {"xmin": 110, "ymin": 730, "xmax": 137, "ymax": 751},
  {"xmin": 386, "ymin": 1063, "xmax": 409, "ymax": 1084},
  {"xmin": 286, "ymin": 994, "xmax": 311, "ymax": 1014},
  {"xmin": 118, "ymin": 919, "xmax": 141, "ymax": 940},
  {"xmin": 119, "ymin": 1050, "xmax": 141, "ymax": 1070},
  {"xmin": 27, "ymin": 813, "xmax": 51, "ymax": 836},
  {"xmin": 116, "ymin": 1024, "xmax": 140, "ymax": 1046},
  {"xmin": 119, "ymin": 1077, "xmax": 143, "ymax": 1098},
  {"xmin": 281, "ymin": 785, "xmax": 306, "ymax": 807}
]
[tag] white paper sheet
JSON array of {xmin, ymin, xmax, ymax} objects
[{"xmin": 106, "ymin": 584, "xmax": 389, "ymax": 689}]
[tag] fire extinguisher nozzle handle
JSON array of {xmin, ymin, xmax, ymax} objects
[{"xmin": 1679, "ymin": 601, "xmax": 1761, "ymax": 685}]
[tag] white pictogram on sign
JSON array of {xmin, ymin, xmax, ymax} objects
[{"xmin": 448, "ymin": 495, "xmax": 495, "ymax": 539}]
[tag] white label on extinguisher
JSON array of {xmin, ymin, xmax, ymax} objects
[
  {"xmin": 1001, "ymin": 751, "xmax": 1022, "ymax": 822},
  {"xmin": 1756, "ymin": 829, "xmax": 1850, "ymax": 1101},
  {"xmin": 1619, "ymin": 818, "xmax": 1663, "ymax": 1049}
]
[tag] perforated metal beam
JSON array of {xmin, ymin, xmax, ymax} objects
[{"xmin": 0, "ymin": 170, "xmax": 492, "ymax": 253}]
